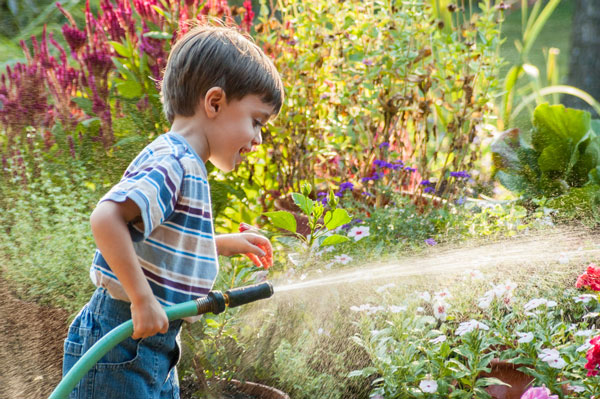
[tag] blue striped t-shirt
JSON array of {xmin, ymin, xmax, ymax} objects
[{"xmin": 90, "ymin": 132, "xmax": 219, "ymax": 308}]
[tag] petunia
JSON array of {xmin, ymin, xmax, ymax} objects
[
  {"xmin": 520, "ymin": 386, "xmax": 558, "ymax": 399},
  {"xmin": 538, "ymin": 348, "xmax": 560, "ymax": 362},
  {"xmin": 546, "ymin": 357, "xmax": 566, "ymax": 369},
  {"xmin": 516, "ymin": 332, "xmax": 534, "ymax": 343},
  {"xmin": 419, "ymin": 379, "xmax": 438, "ymax": 393},
  {"xmin": 425, "ymin": 238, "xmax": 437, "ymax": 246},
  {"xmin": 429, "ymin": 334, "xmax": 447, "ymax": 344},
  {"xmin": 433, "ymin": 300, "xmax": 449, "ymax": 321},
  {"xmin": 347, "ymin": 226, "xmax": 370, "ymax": 241},
  {"xmin": 334, "ymin": 254, "xmax": 353, "ymax": 265},
  {"xmin": 456, "ymin": 320, "xmax": 489, "ymax": 336}
]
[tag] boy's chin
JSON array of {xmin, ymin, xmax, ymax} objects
[{"xmin": 211, "ymin": 159, "xmax": 236, "ymax": 172}]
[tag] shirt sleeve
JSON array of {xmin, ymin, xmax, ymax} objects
[{"xmin": 100, "ymin": 155, "xmax": 184, "ymax": 240}]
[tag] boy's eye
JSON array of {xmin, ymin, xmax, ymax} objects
[{"xmin": 253, "ymin": 119, "xmax": 264, "ymax": 129}]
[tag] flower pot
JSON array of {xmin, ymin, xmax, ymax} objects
[
  {"xmin": 181, "ymin": 375, "xmax": 290, "ymax": 399},
  {"xmin": 225, "ymin": 378, "xmax": 290, "ymax": 399},
  {"xmin": 479, "ymin": 359, "xmax": 533, "ymax": 399}
]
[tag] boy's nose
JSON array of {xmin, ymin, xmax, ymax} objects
[{"xmin": 252, "ymin": 132, "xmax": 262, "ymax": 146}]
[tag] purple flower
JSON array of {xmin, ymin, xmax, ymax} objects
[
  {"xmin": 361, "ymin": 176, "xmax": 372, "ymax": 183},
  {"xmin": 379, "ymin": 142, "xmax": 390, "ymax": 149},
  {"xmin": 339, "ymin": 182, "xmax": 354, "ymax": 192},
  {"xmin": 362, "ymin": 59, "xmax": 373, "ymax": 66},
  {"xmin": 404, "ymin": 167, "xmax": 416, "ymax": 173},
  {"xmin": 362, "ymin": 191, "xmax": 373, "ymax": 197},
  {"xmin": 520, "ymin": 387, "xmax": 558, "ymax": 399},
  {"xmin": 320, "ymin": 93, "xmax": 330, "ymax": 100},
  {"xmin": 450, "ymin": 171, "xmax": 471, "ymax": 179},
  {"xmin": 317, "ymin": 191, "xmax": 328, "ymax": 197},
  {"xmin": 425, "ymin": 238, "xmax": 437, "ymax": 246},
  {"xmin": 372, "ymin": 172, "xmax": 384, "ymax": 180},
  {"xmin": 424, "ymin": 186, "xmax": 435, "ymax": 194},
  {"xmin": 420, "ymin": 180, "xmax": 432, "ymax": 186},
  {"xmin": 456, "ymin": 197, "xmax": 465, "ymax": 205}
]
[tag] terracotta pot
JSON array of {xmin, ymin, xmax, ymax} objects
[
  {"xmin": 479, "ymin": 359, "xmax": 533, "ymax": 399},
  {"xmin": 226, "ymin": 378, "xmax": 290, "ymax": 399}
]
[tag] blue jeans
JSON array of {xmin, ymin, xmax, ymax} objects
[{"xmin": 62, "ymin": 288, "xmax": 183, "ymax": 399}]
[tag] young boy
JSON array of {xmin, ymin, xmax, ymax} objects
[{"xmin": 62, "ymin": 25, "xmax": 283, "ymax": 398}]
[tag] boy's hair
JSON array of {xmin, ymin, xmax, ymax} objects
[{"xmin": 160, "ymin": 25, "xmax": 284, "ymax": 124}]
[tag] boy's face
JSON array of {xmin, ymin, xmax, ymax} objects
[{"xmin": 206, "ymin": 93, "xmax": 274, "ymax": 172}]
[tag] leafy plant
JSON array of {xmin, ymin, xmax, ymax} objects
[
  {"xmin": 263, "ymin": 183, "xmax": 352, "ymax": 251},
  {"xmin": 492, "ymin": 103, "xmax": 600, "ymax": 218}
]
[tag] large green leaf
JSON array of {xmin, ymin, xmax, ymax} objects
[
  {"xmin": 324, "ymin": 208, "xmax": 352, "ymax": 231},
  {"xmin": 532, "ymin": 103, "xmax": 591, "ymax": 152},
  {"xmin": 321, "ymin": 234, "xmax": 350, "ymax": 247},
  {"xmin": 263, "ymin": 211, "xmax": 297, "ymax": 233},
  {"xmin": 291, "ymin": 193, "xmax": 313, "ymax": 216},
  {"xmin": 537, "ymin": 142, "xmax": 570, "ymax": 173}
]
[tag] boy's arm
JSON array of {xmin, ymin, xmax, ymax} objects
[
  {"xmin": 90, "ymin": 198, "xmax": 169, "ymax": 339},
  {"xmin": 215, "ymin": 233, "xmax": 273, "ymax": 269}
]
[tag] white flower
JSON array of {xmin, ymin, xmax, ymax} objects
[
  {"xmin": 418, "ymin": 291, "xmax": 431, "ymax": 302},
  {"xmin": 575, "ymin": 329, "xmax": 595, "ymax": 337},
  {"xmin": 347, "ymin": 226, "xmax": 370, "ymax": 241},
  {"xmin": 538, "ymin": 348, "xmax": 560, "ymax": 362},
  {"xmin": 434, "ymin": 289, "xmax": 451, "ymax": 301},
  {"xmin": 324, "ymin": 262, "xmax": 334, "ymax": 270},
  {"xmin": 350, "ymin": 303, "xmax": 384, "ymax": 315},
  {"xmin": 478, "ymin": 291, "xmax": 495, "ymax": 309},
  {"xmin": 577, "ymin": 340, "xmax": 593, "ymax": 352},
  {"xmin": 388, "ymin": 305, "xmax": 407, "ymax": 313},
  {"xmin": 300, "ymin": 273, "xmax": 307, "ymax": 281},
  {"xmin": 376, "ymin": 283, "xmax": 396, "ymax": 293},
  {"xmin": 465, "ymin": 269, "xmax": 484, "ymax": 279},
  {"xmin": 317, "ymin": 328, "xmax": 325, "ymax": 335},
  {"xmin": 558, "ymin": 252, "xmax": 569, "ymax": 264},
  {"xmin": 430, "ymin": 335, "xmax": 447, "ymax": 344},
  {"xmin": 524, "ymin": 298, "xmax": 555, "ymax": 311},
  {"xmin": 419, "ymin": 379, "xmax": 438, "ymax": 393},
  {"xmin": 570, "ymin": 385, "xmax": 585, "ymax": 393},
  {"xmin": 456, "ymin": 320, "xmax": 489, "ymax": 336},
  {"xmin": 546, "ymin": 356, "xmax": 567, "ymax": 369},
  {"xmin": 516, "ymin": 332, "xmax": 534, "ymax": 343},
  {"xmin": 433, "ymin": 301, "xmax": 449, "ymax": 321},
  {"xmin": 334, "ymin": 254, "xmax": 353, "ymax": 265},
  {"xmin": 416, "ymin": 306, "xmax": 425, "ymax": 313},
  {"xmin": 574, "ymin": 294, "xmax": 596, "ymax": 304}
]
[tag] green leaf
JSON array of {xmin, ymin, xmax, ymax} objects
[
  {"xmin": 537, "ymin": 143, "xmax": 570, "ymax": 173},
  {"xmin": 263, "ymin": 211, "xmax": 297, "ymax": 233},
  {"xmin": 71, "ymin": 97, "xmax": 93, "ymax": 115},
  {"xmin": 532, "ymin": 103, "xmax": 591, "ymax": 152},
  {"xmin": 321, "ymin": 234, "xmax": 350, "ymax": 247},
  {"xmin": 115, "ymin": 78, "xmax": 143, "ymax": 99},
  {"xmin": 291, "ymin": 193, "xmax": 314, "ymax": 216},
  {"xmin": 324, "ymin": 208, "xmax": 352, "ymax": 230},
  {"xmin": 109, "ymin": 41, "xmax": 132, "ymax": 58},
  {"xmin": 143, "ymin": 31, "xmax": 173, "ymax": 40},
  {"xmin": 347, "ymin": 367, "xmax": 377, "ymax": 378}
]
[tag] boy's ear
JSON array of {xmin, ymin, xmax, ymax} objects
[{"xmin": 204, "ymin": 87, "xmax": 226, "ymax": 119}]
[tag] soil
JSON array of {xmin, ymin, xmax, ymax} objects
[{"xmin": 0, "ymin": 275, "xmax": 69, "ymax": 399}]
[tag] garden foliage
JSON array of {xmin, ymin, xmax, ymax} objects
[{"xmin": 492, "ymin": 103, "xmax": 600, "ymax": 218}]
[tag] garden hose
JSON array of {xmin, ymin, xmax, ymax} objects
[{"xmin": 48, "ymin": 282, "xmax": 274, "ymax": 399}]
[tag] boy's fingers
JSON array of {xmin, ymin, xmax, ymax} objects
[{"xmin": 245, "ymin": 253, "xmax": 263, "ymax": 267}]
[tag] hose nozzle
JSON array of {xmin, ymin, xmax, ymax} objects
[{"xmin": 194, "ymin": 281, "xmax": 274, "ymax": 315}]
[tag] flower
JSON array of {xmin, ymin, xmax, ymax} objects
[
  {"xmin": 585, "ymin": 335, "xmax": 600, "ymax": 376},
  {"xmin": 376, "ymin": 283, "xmax": 396, "ymax": 293},
  {"xmin": 433, "ymin": 300, "xmax": 449, "ymax": 321},
  {"xmin": 516, "ymin": 332, "xmax": 534, "ymax": 343},
  {"xmin": 574, "ymin": 293, "xmax": 596, "ymax": 303},
  {"xmin": 433, "ymin": 289, "xmax": 451, "ymax": 301},
  {"xmin": 419, "ymin": 379, "xmax": 438, "ymax": 393},
  {"xmin": 558, "ymin": 252, "xmax": 569, "ymax": 264},
  {"xmin": 576, "ymin": 263, "xmax": 600, "ymax": 291},
  {"xmin": 338, "ymin": 182, "xmax": 354, "ymax": 192},
  {"xmin": 418, "ymin": 291, "xmax": 431, "ymax": 302},
  {"xmin": 378, "ymin": 142, "xmax": 390, "ymax": 149},
  {"xmin": 575, "ymin": 329, "xmax": 596, "ymax": 337},
  {"xmin": 465, "ymin": 269, "xmax": 484, "ymax": 279},
  {"xmin": 430, "ymin": 334, "xmax": 447, "ymax": 344},
  {"xmin": 350, "ymin": 303, "xmax": 385, "ymax": 315},
  {"xmin": 538, "ymin": 348, "xmax": 560, "ymax": 362},
  {"xmin": 450, "ymin": 171, "xmax": 471, "ymax": 179},
  {"xmin": 456, "ymin": 320, "xmax": 489, "ymax": 336},
  {"xmin": 577, "ymin": 339, "xmax": 593, "ymax": 352},
  {"xmin": 425, "ymin": 238, "xmax": 437, "ymax": 246},
  {"xmin": 520, "ymin": 386, "xmax": 558, "ymax": 399},
  {"xmin": 334, "ymin": 254, "xmax": 353, "ymax": 265},
  {"xmin": 546, "ymin": 357, "xmax": 566, "ymax": 369},
  {"xmin": 388, "ymin": 305, "xmax": 407, "ymax": 313},
  {"xmin": 348, "ymin": 226, "xmax": 370, "ymax": 241},
  {"xmin": 524, "ymin": 298, "xmax": 556, "ymax": 311}
]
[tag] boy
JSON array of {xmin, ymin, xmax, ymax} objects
[{"xmin": 62, "ymin": 25, "xmax": 283, "ymax": 398}]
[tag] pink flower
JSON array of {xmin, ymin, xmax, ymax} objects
[
  {"xmin": 576, "ymin": 263, "xmax": 600, "ymax": 291},
  {"xmin": 520, "ymin": 386, "xmax": 558, "ymax": 399}
]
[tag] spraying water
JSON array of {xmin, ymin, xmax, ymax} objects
[{"xmin": 273, "ymin": 229, "xmax": 600, "ymax": 293}]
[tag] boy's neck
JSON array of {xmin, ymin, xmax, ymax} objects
[{"xmin": 169, "ymin": 114, "xmax": 210, "ymax": 163}]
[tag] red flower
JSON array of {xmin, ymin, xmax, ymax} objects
[
  {"xmin": 576, "ymin": 263, "xmax": 600, "ymax": 291},
  {"xmin": 585, "ymin": 336, "xmax": 600, "ymax": 376}
]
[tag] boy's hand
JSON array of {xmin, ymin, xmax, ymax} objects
[
  {"xmin": 130, "ymin": 294, "xmax": 169, "ymax": 340},
  {"xmin": 215, "ymin": 232, "xmax": 273, "ymax": 269}
]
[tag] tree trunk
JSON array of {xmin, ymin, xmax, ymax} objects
[{"xmin": 563, "ymin": 0, "xmax": 600, "ymax": 116}]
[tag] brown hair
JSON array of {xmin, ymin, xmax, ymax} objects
[{"xmin": 160, "ymin": 25, "xmax": 284, "ymax": 124}]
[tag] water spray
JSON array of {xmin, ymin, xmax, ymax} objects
[{"xmin": 48, "ymin": 282, "xmax": 274, "ymax": 399}]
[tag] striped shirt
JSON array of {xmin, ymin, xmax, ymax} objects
[{"xmin": 90, "ymin": 132, "xmax": 219, "ymax": 310}]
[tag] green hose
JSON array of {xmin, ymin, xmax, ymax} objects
[{"xmin": 49, "ymin": 282, "xmax": 273, "ymax": 399}]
